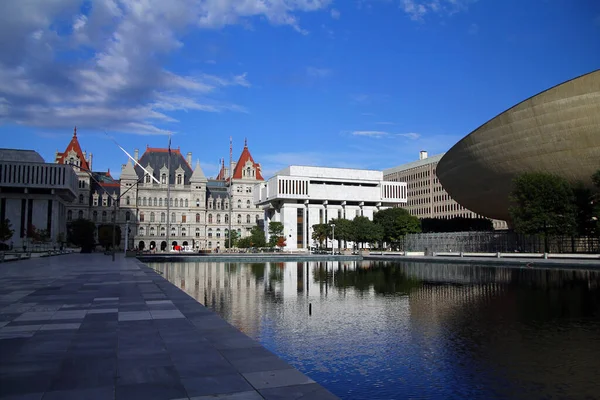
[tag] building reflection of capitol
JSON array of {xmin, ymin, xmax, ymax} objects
[{"xmin": 149, "ymin": 260, "xmax": 600, "ymax": 399}]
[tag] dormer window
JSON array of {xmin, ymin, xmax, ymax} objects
[
  {"xmin": 161, "ymin": 174, "xmax": 167, "ymax": 184},
  {"xmin": 145, "ymin": 174, "xmax": 151, "ymax": 183},
  {"xmin": 177, "ymin": 174, "xmax": 182, "ymax": 185}
]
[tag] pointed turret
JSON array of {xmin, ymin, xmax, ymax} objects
[
  {"xmin": 190, "ymin": 159, "xmax": 207, "ymax": 183},
  {"xmin": 232, "ymin": 139, "xmax": 263, "ymax": 180},
  {"xmin": 55, "ymin": 126, "xmax": 90, "ymax": 170},
  {"xmin": 121, "ymin": 158, "xmax": 137, "ymax": 180}
]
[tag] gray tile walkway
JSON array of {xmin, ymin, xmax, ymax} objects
[{"xmin": 0, "ymin": 254, "xmax": 338, "ymax": 400}]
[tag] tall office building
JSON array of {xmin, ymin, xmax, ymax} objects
[{"xmin": 383, "ymin": 151, "xmax": 507, "ymax": 230}]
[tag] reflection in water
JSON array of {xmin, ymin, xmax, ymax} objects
[{"xmin": 149, "ymin": 261, "xmax": 600, "ymax": 400}]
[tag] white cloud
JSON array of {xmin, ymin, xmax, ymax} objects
[
  {"xmin": 306, "ymin": 66, "xmax": 332, "ymax": 78},
  {"xmin": 396, "ymin": 132, "xmax": 420, "ymax": 139},
  {"xmin": 468, "ymin": 23, "xmax": 478, "ymax": 35},
  {"xmin": 0, "ymin": 0, "xmax": 330, "ymax": 135},
  {"xmin": 400, "ymin": 0, "xmax": 477, "ymax": 21},
  {"xmin": 350, "ymin": 130, "xmax": 421, "ymax": 140},
  {"xmin": 351, "ymin": 130, "xmax": 389, "ymax": 138},
  {"xmin": 330, "ymin": 9, "xmax": 341, "ymax": 19}
]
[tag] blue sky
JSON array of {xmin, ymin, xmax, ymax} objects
[{"xmin": 0, "ymin": 0, "xmax": 599, "ymax": 179}]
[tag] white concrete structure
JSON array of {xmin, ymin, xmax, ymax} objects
[
  {"xmin": 0, "ymin": 149, "xmax": 78, "ymax": 248},
  {"xmin": 254, "ymin": 166, "xmax": 407, "ymax": 250}
]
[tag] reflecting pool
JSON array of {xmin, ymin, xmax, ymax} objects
[{"xmin": 148, "ymin": 260, "xmax": 600, "ymax": 399}]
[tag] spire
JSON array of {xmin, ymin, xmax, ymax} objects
[
  {"xmin": 73, "ymin": 126, "xmax": 77, "ymax": 137},
  {"xmin": 190, "ymin": 159, "xmax": 207, "ymax": 183},
  {"xmin": 121, "ymin": 158, "xmax": 137, "ymax": 179},
  {"xmin": 244, "ymin": 137, "xmax": 247, "ymax": 148}
]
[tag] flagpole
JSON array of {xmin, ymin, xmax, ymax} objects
[
  {"xmin": 228, "ymin": 137, "xmax": 233, "ymax": 250},
  {"xmin": 166, "ymin": 133, "xmax": 171, "ymax": 251}
]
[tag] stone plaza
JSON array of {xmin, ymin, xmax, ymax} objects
[{"xmin": 0, "ymin": 254, "xmax": 337, "ymax": 400}]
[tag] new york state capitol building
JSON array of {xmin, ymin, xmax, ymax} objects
[{"xmin": 57, "ymin": 131, "xmax": 264, "ymax": 251}]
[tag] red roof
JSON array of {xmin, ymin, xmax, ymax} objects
[
  {"xmin": 216, "ymin": 159, "xmax": 227, "ymax": 180},
  {"xmin": 55, "ymin": 127, "xmax": 89, "ymax": 170},
  {"xmin": 232, "ymin": 140, "xmax": 264, "ymax": 180}
]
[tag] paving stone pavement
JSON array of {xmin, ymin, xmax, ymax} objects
[{"xmin": 0, "ymin": 254, "xmax": 338, "ymax": 400}]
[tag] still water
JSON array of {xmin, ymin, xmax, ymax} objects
[{"xmin": 149, "ymin": 260, "xmax": 600, "ymax": 399}]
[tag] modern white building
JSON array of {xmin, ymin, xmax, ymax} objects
[
  {"xmin": 0, "ymin": 149, "xmax": 78, "ymax": 248},
  {"xmin": 254, "ymin": 166, "xmax": 407, "ymax": 250}
]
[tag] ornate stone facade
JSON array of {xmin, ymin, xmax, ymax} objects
[{"xmin": 56, "ymin": 130, "xmax": 264, "ymax": 251}]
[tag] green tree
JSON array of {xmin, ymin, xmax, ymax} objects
[
  {"xmin": 0, "ymin": 219, "xmax": 14, "ymax": 242},
  {"xmin": 97, "ymin": 224, "xmax": 122, "ymax": 251},
  {"xmin": 509, "ymin": 172, "xmax": 576, "ymax": 251},
  {"xmin": 311, "ymin": 223, "xmax": 329, "ymax": 249},
  {"xmin": 572, "ymin": 183, "xmax": 596, "ymax": 236},
  {"xmin": 268, "ymin": 221, "xmax": 285, "ymax": 248},
  {"xmin": 329, "ymin": 218, "xmax": 353, "ymax": 250},
  {"xmin": 237, "ymin": 237, "xmax": 253, "ymax": 248},
  {"xmin": 67, "ymin": 218, "xmax": 96, "ymax": 253},
  {"xmin": 373, "ymin": 208, "xmax": 421, "ymax": 249},
  {"xmin": 350, "ymin": 216, "xmax": 383, "ymax": 249},
  {"xmin": 250, "ymin": 226, "xmax": 266, "ymax": 248},
  {"xmin": 224, "ymin": 230, "xmax": 240, "ymax": 248}
]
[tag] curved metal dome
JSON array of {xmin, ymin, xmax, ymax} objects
[{"xmin": 437, "ymin": 70, "xmax": 600, "ymax": 222}]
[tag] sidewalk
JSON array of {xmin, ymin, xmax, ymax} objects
[{"xmin": 0, "ymin": 254, "xmax": 337, "ymax": 400}]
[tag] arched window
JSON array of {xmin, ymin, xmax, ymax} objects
[
  {"xmin": 171, "ymin": 226, "xmax": 176, "ymax": 236},
  {"xmin": 78, "ymin": 210, "xmax": 83, "ymax": 219},
  {"xmin": 93, "ymin": 211, "xmax": 98, "ymax": 221},
  {"xmin": 195, "ymin": 228, "xmax": 200, "ymax": 237},
  {"xmin": 237, "ymin": 199, "xmax": 242, "ymax": 208},
  {"xmin": 177, "ymin": 174, "xmax": 182, "ymax": 185},
  {"xmin": 176, "ymin": 199, "xmax": 180, "ymax": 207},
  {"xmin": 255, "ymin": 214, "xmax": 259, "ymax": 223},
  {"xmin": 153, "ymin": 198, "xmax": 157, "ymax": 206},
  {"xmin": 139, "ymin": 227, "xmax": 145, "ymax": 236},
  {"xmin": 196, "ymin": 198, "xmax": 200, "ymax": 207},
  {"xmin": 170, "ymin": 198, "xmax": 173, "ymax": 207},
  {"xmin": 102, "ymin": 211, "xmax": 107, "ymax": 222},
  {"xmin": 79, "ymin": 194, "xmax": 84, "ymax": 204},
  {"xmin": 181, "ymin": 227, "xmax": 186, "ymax": 236},
  {"xmin": 216, "ymin": 214, "xmax": 221, "ymax": 224},
  {"xmin": 246, "ymin": 214, "xmax": 251, "ymax": 224},
  {"xmin": 161, "ymin": 174, "xmax": 166, "ymax": 184},
  {"xmin": 208, "ymin": 229, "xmax": 213, "ymax": 238},
  {"xmin": 225, "ymin": 214, "xmax": 229, "ymax": 223},
  {"xmin": 161, "ymin": 212, "xmax": 165, "ymax": 223},
  {"xmin": 185, "ymin": 199, "xmax": 188, "ymax": 207},
  {"xmin": 208, "ymin": 214, "xmax": 213, "ymax": 224},
  {"xmin": 196, "ymin": 213, "xmax": 200, "ymax": 223},
  {"xmin": 140, "ymin": 212, "xmax": 145, "ymax": 222},
  {"xmin": 150, "ymin": 212, "xmax": 155, "ymax": 222},
  {"xmin": 216, "ymin": 229, "xmax": 221, "ymax": 238},
  {"xmin": 237, "ymin": 214, "xmax": 242, "ymax": 224},
  {"xmin": 125, "ymin": 211, "xmax": 131, "ymax": 221},
  {"xmin": 171, "ymin": 212, "xmax": 175, "ymax": 222},
  {"xmin": 150, "ymin": 227, "xmax": 155, "ymax": 236},
  {"xmin": 160, "ymin": 227, "xmax": 166, "ymax": 236},
  {"xmin": 246, "ymin": 200, "xmax": 251, "ymax": 208},
  {"xmin": 159, "ymin": 198, "xmax": 162, "ymax": 207},
  {"xmin": 126, "ymin": 196, "xmax": 130, "ymax": 205}
]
